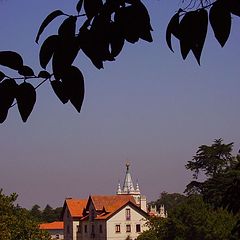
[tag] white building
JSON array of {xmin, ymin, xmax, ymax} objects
[
  {"xmin": 61, "ymin": 163, "xmax": 163, "ymax": 240},
  {"xmin": 77, "ymin": 195, "xmax": 148, "ymax": 240}
]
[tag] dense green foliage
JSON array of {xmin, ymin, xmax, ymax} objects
[
  {"xmin": 0, "ymin": 189, "xmax": 51, "ymax": 240},
  {"xmin": 30, "ymin": 204, "xmax": 63, "ymax": 223},
  {"xmin": 151, "ymin": 192, "xmax": 186, "ymax": 212},
  {"xmin": 138, "ymin": 139, "xmax": 240, "ymax": 240},
  {"xmin": 138, "ymin": 195, "xmax": 237, "ymax": 240}
]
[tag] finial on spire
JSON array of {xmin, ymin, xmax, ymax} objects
[{"xmin": 126, "ymin": 161, "xmax": 130, "ymax": 170}]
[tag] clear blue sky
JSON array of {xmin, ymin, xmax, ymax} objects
[{"xmin": 0, "ymin": 0, "xmax": 239, "ymax": 209}]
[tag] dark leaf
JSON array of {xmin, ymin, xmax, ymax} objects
[
  {"xmin": 76, "ymin": 0, "xmax": 84, "ymax": 14},
  {"xmin": 0, "ymin": 79, "xmax": 17, "ymax": 123},
  {"xmin": 77, "ymin": 25, "xmax": 104, "ymax": 69},
  {"xmin": 191, "ymin": 9, "xmax": 208, "ymax": 65},
  {"xmin": 84, "ymin": 0, "xmax": 103, "ymax": 19},
  {"xmin": 38, "ymin": 70, "xmax": 51, "ymax": 79},
  {"xmin": 58, "ymin": 16, "xmax": 77, "ymax": 38},
  {"xmin": 0, "ymin": 51, "xmax": 24, "ymax": 71},
  {"xmin": 166, "ymin": 12, "xmax": 180, "ymax": 52},
  {"xmin": 109, "ymin": 22, "xmax": 125, "ymax": 57},
  {"xmin": 114, "ymin": 6, "xmax": 140, "ymax": 43},
  {"xmin": 91, "ymin": 15, "xmax": 114, "ymax": 62},
  {"xmin": 62, "ymin": 66, "xmax": 84, "ymax": 112},
  {"xmin": 35, "ymin": 10, "xmax": 64, "ymax": 44},
  {"xmin": 135, "ymin": 1, "xmax": 153, "ymax": 42},
  {"xmin": 39, "ymin": 35, "xmax": 60, "ymax": 69},
  {"xmin": 50, "ymin": 80, "xmax": 69, "ymax": 104},
  {"xmin": 179, "ymin": 12, "xmax": 195, "ymax": 60},
  {"xmin": 16, "ymin": 82, "xmax": 36, "ymax": 122},
  {"xmin": 210, "ymin": 1, "xmax": 231, "ymax": 47},
  {"xmin": 52, "ymin": 36, "xmax": 80, "ymax": 79},
  {"xmin": 114, "ymin": 2, "xmax": 152, "ymax": 44},
  {"xmin": 0, "ymin": 107, "xmax": 8, "ymax": 123},
  {"xmin": 18, "ymin": 65, "xmax": 35, "ymax": 77},
  {"xmin": 0, "ymin": 71, "xmax": 5, "ymax": 81},
  {"xmin": 224, "ymin": 0, "xmax": 240, "ymax": 17}
]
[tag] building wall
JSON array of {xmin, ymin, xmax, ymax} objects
[
  {"xmin": 63, "ymin": 207, "xmax": 80, "ymax": 240},
  {"xmin": 77, "ymin": 201, "xmax": 107, "ymax": 240},
  {"xmin": 106, "ymin": 205, "xmax": 148, "ymax": 240},
  {"xmin": 47, "ymin": 229, "xmax": 64, "ymax": 239}
]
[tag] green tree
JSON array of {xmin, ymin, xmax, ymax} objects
[
  {"xmin": 0, "ymin": 189, "xmax": 51, "ymax": 240},
  {"xmin": 1, "ymin": 0, "xmax": 240, "ymax": 123},
  {"xmin": 185, "ymin": 139, "xmax": 240, "ymax": 238},
  {"xmin": 138, "ymin": 195, "xmax": 237, "ymax": 240},
  {"xmin": 153, "ymin": 192, "xmax": 186, "ymax": 212},
  {"xmin": 30, "ymin": 204, "xmax": 42, "ymax": 222}
]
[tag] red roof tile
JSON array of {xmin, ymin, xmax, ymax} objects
[
  {"xmin": 66, "ymin": 199, "xmax": 87, "ymax": 217},
  {"xmin": 39, "ymin": 221, "xmax": 64, "ymax": 230}
]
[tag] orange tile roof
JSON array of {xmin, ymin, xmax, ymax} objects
[
  {"xmin": 39, "ymin": 221, "xmax": 64, "ymax": 230},
  {"xmin": 91, "ymin": 195, "xmax": 136, "ymax": 213},
  {"xmin": 66, "ymin": 199, "xmax": 87, "ymax": 217}
]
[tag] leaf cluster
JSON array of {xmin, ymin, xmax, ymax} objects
[
  {"xmin": 166, "ymin": 0, "xmax": 240, "ymax": 64},
  {"xmin": 0, "ymin": 51, "xmax": 52, "ymax": 123},
  {"xmin": 35, "ymin": 0, "xmax": 152, "ymax": 115}
]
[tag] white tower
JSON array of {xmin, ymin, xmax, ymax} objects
[{"xmin": 116, "ymin": 163, "xmax": 147, "ymax": 212}]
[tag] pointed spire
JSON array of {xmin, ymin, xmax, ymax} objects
[
  {"xmin": 116, "ymin": 181, "xmax": 122, "ymax": 194},
  {"xmin": 135, "ymin": 181, "xmax": 140, "ymax": 194},
  {"xmin": 123, "ymin": 162, "xmax": 135, "ymax": 193}
]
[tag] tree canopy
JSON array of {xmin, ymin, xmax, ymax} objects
[
  {"xmin": 0, "ymin": 189, "xmax": 51, "ymax": 240},
  {"xmin": 0, "ymin": 0, "xmax": 240, "ymax": 123}
]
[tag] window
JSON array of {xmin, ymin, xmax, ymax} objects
[
  {"xmin": 78, "ymin": 225, "xmax": 82, "ymax": 233},
  {"xmin": 67, "ymin": 225, "xmax": 70, "ymax": 234},
  {"xmin": 56, "ymin": 235, "xmax": 59, "ymax": 239},
  {"xmin": 99, "ymin": 224, "xmax": 103, "ymax": 233},
  {"xmin": 115, "ymin": 224, "xmax": 121, "ymax": 233},
  {"xmin": 92, "ymin": 225, "xmax": 95, "ymax": 233},
  {"xmin": 84, "ymin": 225, "xmax": 88, "ymax": 233},
  {"xmin": 126, "ymin": 224, "xmax": 131, "ymax": 233},
  {"xmin": 126, "ymin": 208, "xmax": 131, "ymax": 220},
  {"xmin": 136, "ymin": 224, "xmax": 141, "ymax": 233}
]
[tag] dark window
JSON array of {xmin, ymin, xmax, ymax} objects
[
  {"xmin": 56, "ymin": 234, "xmax": 59, "ymax": 239},
  {"xmin": 92, "ymin": 225, "xmax": 95, "ymax": 233},
  {"xmin": 84, "ymin": 225, "xmax": 88, "ymax": 233},
  {"xmin": 136, "ymin": 224, "xmax": 141, "ymax": 232},
  {"xmin": 78, "ymin": 225, "xmax": 82, "ymax": 233},
  {"xmin": 126, "ymin": 224, "xmax": 131, "ymax": 233},
  {"xmin": 67, "ymin": 225, "xmax": 70, "ymax": 234},
  {"xmin": 126, "ymin": 208, "xmax": 131, "ymax": 220},
  {"xmin": 99, "ymin": 224, "xmax": 103, "ymax": 233},
  {"xmin": 115, "ymin": 225, "xmax": 121, "ymax": 233}
]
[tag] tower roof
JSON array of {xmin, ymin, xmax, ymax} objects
[{"xmin": 122, "ymin": 162, "xmax": 135, "ymax": 193}]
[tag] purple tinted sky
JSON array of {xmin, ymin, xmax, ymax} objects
[{"xmin": 0, "ymin": 0, "xmax": 240, "ymax": 209}]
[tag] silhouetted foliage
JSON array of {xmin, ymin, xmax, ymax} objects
[{"xmin": 0, "ymin": 0, "xmax": 240, "ymax": 122}]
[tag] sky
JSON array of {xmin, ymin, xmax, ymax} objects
[{"xmin": 0, "ymin": 0, "xmax": 240, "ymax": 209}]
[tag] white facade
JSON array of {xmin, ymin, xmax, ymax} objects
[
  {"xmin": 106, "ymin": 204, "xmax": 148, "ymax": 240},
  {"xmin": 77, "ymin": 197, "xmax": 148, "ymax": 240}
]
